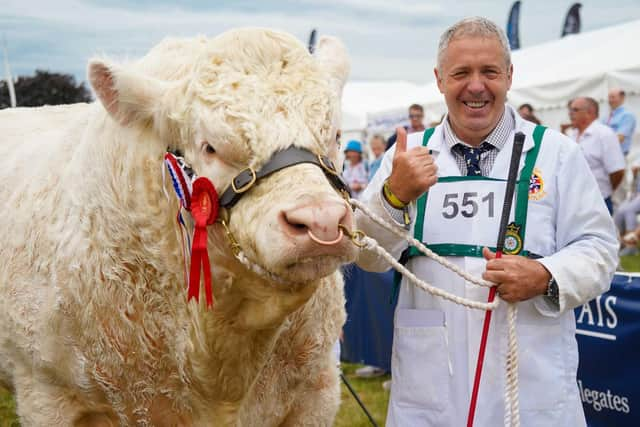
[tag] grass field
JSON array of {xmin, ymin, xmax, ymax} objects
[{"xmin": 0, "ymin": 254, "xmax": 637, "ymax": 426}]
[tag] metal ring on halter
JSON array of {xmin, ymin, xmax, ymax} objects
[
  {"xmin": 338, "ymin": 224, "xmax": 367, "ymax": 248},
  {"xmin": 307, "ymin": 229, "xmax": 344, "ymax": 246}
]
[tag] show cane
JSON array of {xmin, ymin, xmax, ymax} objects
[{"xmin": 467, "ymin": 131, "xmax": 526, "ymax": 427}]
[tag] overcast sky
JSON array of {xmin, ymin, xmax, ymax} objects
[{"xmin": 2, "ymin": 0, "xmax": 640, "ymax": 86}]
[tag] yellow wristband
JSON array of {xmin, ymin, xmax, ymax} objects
[{"xmin": 383, "ymin": 180, "xmax": 407, "ymax": 209}]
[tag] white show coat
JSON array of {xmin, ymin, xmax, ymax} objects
[{"xmin": 356, "ymin": 109, "xmax": 619, "ymax": 427}]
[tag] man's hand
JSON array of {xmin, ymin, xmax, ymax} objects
[
  {"xmin": 387, "ymin": 127, "xmax": 438, "ymax": 204},
  {"xmin": 481, "ymin": 247, "xmax": 550, "ymax": 303}
]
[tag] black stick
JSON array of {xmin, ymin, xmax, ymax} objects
[
  {"xmin": 496, "ymin": 131, "xmax": 526, "ymax": 253},
  {"xmin": 340, "ymin": 373, "xmax": 379, "ymax": 427}
]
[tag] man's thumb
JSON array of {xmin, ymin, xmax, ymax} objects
[
  {"xmin": 394, "ymin": 127, "xmax": 407, "ymax": 155},
  {"xmin": 482, "ymin": 247, "xmax": 496, "ymax": 260}
]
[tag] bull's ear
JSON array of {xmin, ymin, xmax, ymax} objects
[
  {"xmin": 314, "ymin": 36, "xmax": 350, "ymax": 96},
  {"xmin": 88, "ymin": 59, "xmax": 166, "ymax": 126}
]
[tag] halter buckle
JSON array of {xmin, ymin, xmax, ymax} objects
[{"xmin": 231, "ymin": 167, "xmax": 257, "ymax": 194}]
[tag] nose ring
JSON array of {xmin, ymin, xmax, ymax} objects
[{"xmin": 307, "ymin": 229, "xmax": 344, "ymax": 246}]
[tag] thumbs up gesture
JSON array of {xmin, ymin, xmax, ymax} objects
[{"xmin": 387, "ymin": 127, "xmax": 438, "ymax": 204}]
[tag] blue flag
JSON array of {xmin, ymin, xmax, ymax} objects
[
  {"xmin": 308, "ymin": 29, "xmax": 317, "ymax": 54},
  {"xmin": 562, "ymin": 3, "xmax": 582, "ymax": 37},
  {"xmin": 506, "ymin": 1, "xmax": 522, "ymax": 50}
]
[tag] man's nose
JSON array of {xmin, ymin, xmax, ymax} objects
[{"xmin": 467, "ymin": 73, "xmax": 486, "ymax": 93}]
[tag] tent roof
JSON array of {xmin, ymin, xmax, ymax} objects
[
  {"xmin": 511, "ymin": 19, "xmax": 640, "ymax": 91},
  {"xmin": 341, "ymin": 80, "xmax": 425, "ymax": 131}
]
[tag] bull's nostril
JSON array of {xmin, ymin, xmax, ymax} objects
[{"xmin": 280, "ymin": 211, "xmax": 310, "ymax": 236}]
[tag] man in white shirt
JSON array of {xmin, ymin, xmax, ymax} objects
[{"xmin": 568, "ymin": 97, "xmax": 625, "ymax": 213}]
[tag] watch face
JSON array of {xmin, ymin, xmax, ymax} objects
[{"xmin": 546, "ymin": 278, "xmax": 559, "ymax": 303}]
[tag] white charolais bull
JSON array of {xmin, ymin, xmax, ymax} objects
[{"xmin": 0, "ymin": 29, "xmax": 357, "ymax": 426}]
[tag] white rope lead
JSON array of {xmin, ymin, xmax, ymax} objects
[
  {"xmin": 235, "ymin": 251, "xmax": 289, "ymax": 285},
  {"xmin": 349, "ymin": 198, "xmax": 494, "ymax": 289},
  {"xmin": 349, "ymin": 197, "xmax": 520, "ymax": 427},
  {"xmin": 504, "ymin": 303, "xmax": 520, "ymax": 427},
  {"xmin": 361, "ymin": 236, "xmax": 498, "ymax": 311}
]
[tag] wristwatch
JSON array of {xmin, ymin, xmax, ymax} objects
[{"xmin": 545, "ymin": 276, "xmax": 559, "ymax": 306}]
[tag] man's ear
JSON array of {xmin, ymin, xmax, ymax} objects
[
  {"xmin": 88, "ymin": 59, "xmax": 167, "ymax": 126},
  {"xmin": 434, "ymin": 67, "xmax": 444, "ymax": 94}
]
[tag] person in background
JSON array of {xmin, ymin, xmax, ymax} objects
[
  {"xmin": 568, "ymin": 97, "xmax": 625, "ymax": 214},
  {"xmin": 517, "ymin": 103, "xmax": 541, "ymax": 124},
  {"xmin": 342, "ymin": 140, "xmax": 368, "ymax": 199},
  {"xmin": 387, "ymin": 104, "xmax": 426, "ymax": 149},
  {"xmin": 606, "ymin": 88, "xmax": 637, "ymax": 156},
  {"xmin": 368, "ymin": 134, "xmax": 387, "ymax": 181},
  {"xmin": 560, "ymin": 99, "xmax": 574, "ymax": 135}
]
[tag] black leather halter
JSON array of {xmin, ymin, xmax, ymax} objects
[{"xmin": 219, "ymin": 146, "xmax": 351, "ymax": 209}]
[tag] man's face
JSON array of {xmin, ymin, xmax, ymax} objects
[
  {"xmin": 517, "ymin": 106, "xmax": 532, "ymax": 118},
  {"xmin": 434, "ymin": 36, "xmax": 512, "ymax": 143},
  {"xmin": 409, "ymin": 108, "xmax": 424, "ymax": 129},
  {"xmin": 345, "ymin": 150, "xmax": 361, "ymax": 164},
  {"xmin": 569, "ymin": 99, "xmax": 593, "ymax": 129},
  {"xmin": 608, "ymin": 91, "xmax": 623, "ymax": 109},
  {"xmin": 370, "ymin": 138, "xmax": 385, "ymax": 158}
]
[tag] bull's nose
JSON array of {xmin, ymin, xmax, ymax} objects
[{"xmin": 281, "ymin": 201, "xmax": 350, "ymax": 243}]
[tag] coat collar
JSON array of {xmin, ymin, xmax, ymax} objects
[
  {"xmin": 426, "ymin": 104, "xmax": 538, "ymax": 179},
  {"xmin": 428, "ymin": 104, "xmax": 536, "ymax": 154}
]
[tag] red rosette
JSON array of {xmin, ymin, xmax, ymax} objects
[{"xmin": 188, "ymin": 177, "xmax": 219, "ymax": 308}]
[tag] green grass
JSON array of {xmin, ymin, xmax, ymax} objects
[
  {"xmin": 0, "ymin": 388, "xmax": 18, "ymax": 427},
  {"xmin": 335, "ymin": 363, "xmax": 390, "ymax": 427},
  {"xmin": 620, "ymin": 252, "xmax": 640, "ymax": 272}
]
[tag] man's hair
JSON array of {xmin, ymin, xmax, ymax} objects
[
  {"xmin": 584, "ymin": 97, "xmax": 600, "ymax": 116},
  {"xmin": 437, "ymin": 17, "xmax": 511, "ymax": 72},
  {"xmin": 518, "ymin": 103, "xmax": 534, "ymax": 113},
  {"xmin": 370, "ymin": 134, "xmax": 387, "ymax": 146},
  {"xmin": 409, "ymin": 104, "xmax": 424, "ymax": 113}
]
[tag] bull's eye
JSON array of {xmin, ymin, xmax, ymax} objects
[{"xmin": 201, "ymin": 142, "xmax": 216, "ymax": 155}]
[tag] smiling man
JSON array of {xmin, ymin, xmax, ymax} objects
[{"xmin": 356, "ymin": 17, "xmax": 619, "ymax": 426}]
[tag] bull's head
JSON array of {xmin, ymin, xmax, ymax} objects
[{"xmin": 88, "ymin": 29, "xmax": 357, "ymax": 302}]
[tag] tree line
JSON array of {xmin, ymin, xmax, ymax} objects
[{"xmin": 0, "ymin": 70, "xmax": 92, "ymax": 109}]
